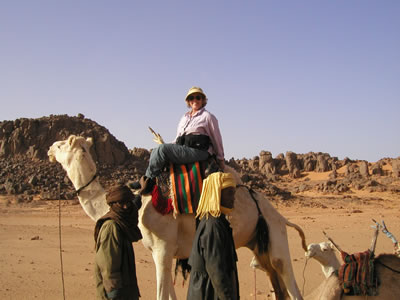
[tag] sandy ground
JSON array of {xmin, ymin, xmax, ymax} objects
[{"xmin": 0, "ymin": 191, "xmax": 399, "ymax": 300}]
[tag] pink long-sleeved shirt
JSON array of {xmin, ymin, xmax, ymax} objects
[{"xmin": 175, "ymin": 108, "xmax": 225, "ymax": 161}]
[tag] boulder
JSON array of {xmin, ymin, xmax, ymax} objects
[
  {"xmin": 259, "ymin": 151, "xmax": 277, "ymax": 175},
  {"xmin": 315, "ymin": 154, "xmax": 330, "ymax": 172},
  {"xmin": 359, "ymin": 161, "xmax": 370, "ymax": 177},
  {"xmin": 285, "ymin": 151, "xmax": 301, "ymax": 178},
  {"xmin": 392, "ymin": 159, "xmax": 400, "ymax": 178}
]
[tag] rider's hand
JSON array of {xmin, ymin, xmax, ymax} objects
[{"xmin": 218, "ymin": 160, "xmax": 225, "ymax": 171}]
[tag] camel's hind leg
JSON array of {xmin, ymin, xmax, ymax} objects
[
  {"xmin": 254, "ymin": 249, "xmax": 303, "ymax": 300},
  {"xmin": 255, "ymin": 253, "xmax": 289, "ymax": 300},
  {"xmin": 151, "ymin": 248, "xmax": 177, "ymax": 300},
  {"xmin": 271, "ymin": 258, "xmax": 303, "ymax": 300},
  {"xmin": 268, "ymin": 243, "xmax": 303, "ymax": 300}
]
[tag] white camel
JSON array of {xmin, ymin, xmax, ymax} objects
[
  {"xmin": 48, "ymin": 135, "xmax": 308, "ymax": 300},
  {"xmin": 304, "ymin": 241, "xmax": 400, "ymax": 299}
]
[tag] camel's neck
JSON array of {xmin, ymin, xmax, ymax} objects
[
  {"xmin": 66, "ymin": 160, "xmax": 108, "ymax": 221},
  {"xmin": 321, "ymin": 263, "xmax": 338, "ymax": 278},
  {"xmin": 66, "ymin": 160, "xmax": 97, "ymax": 192},
  {"xmin": 317, "ymin": 256, "xmax": 341, "ymax": 278}
]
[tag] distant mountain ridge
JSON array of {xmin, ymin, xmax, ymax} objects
[{"xmin": 0, "ymin": 114, "xmax": 399, "ymax": 203}]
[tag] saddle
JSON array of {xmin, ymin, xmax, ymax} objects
[
  {"xmin": 338, "ymin": 249, "xmax": 379, "ymax": 296},
  {"xmin": 151, "ymin": 157, "xmax": 219, "ymax": 216}
]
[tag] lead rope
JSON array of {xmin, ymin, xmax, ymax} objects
[
  {"xmin": 302, "ymin": 257, "xmax": 309, "ymax": 297},
  {"xmin": 254, "ymin": 268, "xmax": 257, "ymax": 300},
  {"xmin": 59, "ymin": 198, "xmax": 66, "ymax": 300}
]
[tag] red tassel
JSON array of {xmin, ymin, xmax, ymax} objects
[{"xmin": 151, "ymin": 185, "xmax": 173, "ymax": 215}]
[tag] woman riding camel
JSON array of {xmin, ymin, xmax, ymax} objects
[{"xmin": 138, "ymin": 86, "xmax": 225, "ymax": 195}]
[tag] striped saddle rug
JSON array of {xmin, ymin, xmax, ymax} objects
[
  {"xmin": 169, "ymin": 161, "xmax": 207, "ymax": 215},
  {"xmin": 338, "ymin": 249, "xmax": 378, "ymax": 296}
]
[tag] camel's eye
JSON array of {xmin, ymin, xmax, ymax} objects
[{"xmin": 81, "ymin": 147, "xmax": 86, "ymax": 153}]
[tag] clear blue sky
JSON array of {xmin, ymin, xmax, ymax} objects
[{"xmin": 1, "ymin": 1, "xmax": 399, "ymax": 162}]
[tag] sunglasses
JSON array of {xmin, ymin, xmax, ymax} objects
[{"xmin": 187, "ymin": 95, "xmax": 203, "ymax": 101}]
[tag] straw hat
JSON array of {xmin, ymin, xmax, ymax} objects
[{"xmin": 185, "ymin": 86, "xmax": 207, "ymax": 100}]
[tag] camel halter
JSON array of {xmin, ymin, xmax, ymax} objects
[{"xmin": 75, "ymin": 174, "xmax": 97, "ymax": 195}]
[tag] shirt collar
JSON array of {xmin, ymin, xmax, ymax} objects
[{"xmin": 185, "ymin": 107, "xmax": 205, "ymax": 117}]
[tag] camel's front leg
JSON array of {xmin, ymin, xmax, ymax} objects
[
  {"xmin": 152, "ymin": 247, "xmax": 177, "ymax": 300},
  {"xmin": 139, "ymin": 199, "xmax": 181, "ymax": 300}
]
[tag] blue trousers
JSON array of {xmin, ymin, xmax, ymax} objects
[{"xmin": 145, "ymin": 143, "xmax": 209, "ymax": 179}]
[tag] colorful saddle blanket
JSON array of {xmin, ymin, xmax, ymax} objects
[
  {"xmin": 169, "ymin": 161, "xmax": 207, "ymax": 214},
  {"xmin": 338, "ymin": 249, "xmax": 378, "ymax": 296}
]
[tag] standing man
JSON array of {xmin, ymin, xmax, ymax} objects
[
  {"xmin": 187, "ymin": 172, "xmax": 240, "ymax": 300},
  {"xmin": 94, "ymin": 184, "xmax": 142, "ymax": 300}
]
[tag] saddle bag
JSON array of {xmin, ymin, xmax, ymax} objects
[{"xmin": 176, "ymin": 134, "xmax": 210, "ymax": 151}]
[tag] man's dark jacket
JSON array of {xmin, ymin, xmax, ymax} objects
[
  {"xmin": 95, "ymin": 220, "xmax": 140, "ymax": 299},
  {"xmin": 187, "ymin": 215, "xmax": 239, "ymax": 300}
]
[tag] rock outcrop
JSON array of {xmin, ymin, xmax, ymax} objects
[
  {"xmin": 228, "ymin": 151, "xmax": 399, "ymax": 198},
  {"xmin": 0, "ymin": 114, "xmax": 129, "ymax": 165},
  {"xmin": 0, "ymin": 115, "xmax": 148, "ymax": 201}
]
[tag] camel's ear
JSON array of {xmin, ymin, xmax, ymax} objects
[
  {"xmin": 321, "ymin": 242, "xmax": 331, "ymax": 252},
  {"xmin": 68, "ymin": 135, "xmax": 77, "ymax": 148},
  {"xmin": 328, "ymin": 241, "xmax": 334, "ymax": 249},
  {"xmin": 86, "ymin": 137, "xmax": 93, "ymax": 148},
  {"xmin": 322, "ymin": 241, "xmax": 334, "ymax": 251}
]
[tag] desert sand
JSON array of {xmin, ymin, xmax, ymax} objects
[{"xmin": 1, "ymin": 186, "xmax": 399, "ymax": 300}]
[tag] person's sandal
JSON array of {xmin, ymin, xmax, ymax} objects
[{"xmin": 128, "ymin": 181, "xmax": 142, "ymax": 190}]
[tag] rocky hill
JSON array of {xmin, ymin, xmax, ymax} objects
[
  {"xmin": 0, "ymin": 114, "xmax": 148, "ymax": 201},
  {"xmin": 1, "ymin": 114, "xmax": 399, "ymax": 204}
]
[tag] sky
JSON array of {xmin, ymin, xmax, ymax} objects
[{"xmin": 1, "ymin": 1, "xmax": 399, "ymax": 162}]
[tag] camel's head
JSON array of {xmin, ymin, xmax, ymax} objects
[
  {"xmin": 306, "ymin": 241, "xmax": 342, "ymax": 277},
  {"xmin": 305, "ymin": 241, "xmax": 335, "ymax": 260},
  {"xmin": 48, "ymin": 135, "xmax": 94, "ymax": 170}
]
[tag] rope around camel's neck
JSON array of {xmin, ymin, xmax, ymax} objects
[
  {"xmin": 67, "ymin": 160, "xmax": 96, "ymax": 190},
  {"xmin": 67, "ymin": 162, "xmax": 108, "ymax": 221}
]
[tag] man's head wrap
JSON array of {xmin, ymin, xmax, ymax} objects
[
  {"xmin": 106, "ymin": 184, "xmax": 134, "ymax": 205},
  {"xmin": 94, "ymin": 184, "xmax": 142, "ymax": 243},
  {"xmin": 196, "ymin": 172, "xmax": 236, "ymax": 220}
]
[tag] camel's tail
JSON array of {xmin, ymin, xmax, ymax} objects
[{"xmin": 285, "ymin": 220, "xmax": 307, "ymax": 252}]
